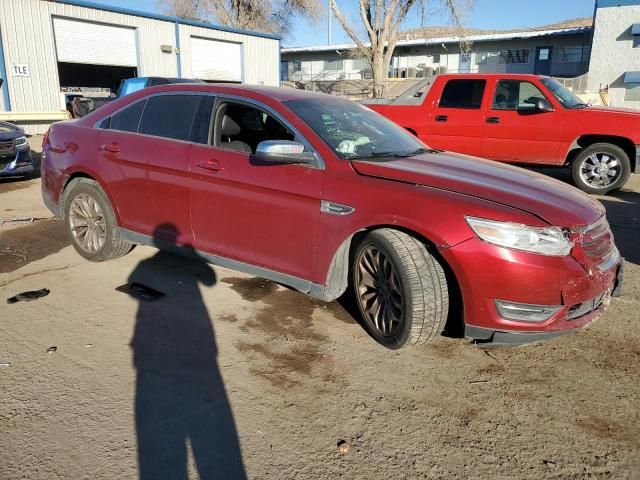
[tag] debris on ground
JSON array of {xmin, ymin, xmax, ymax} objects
[
  {"xmin": 6, "ymin": 288, "xmax": 50, "ymax": 304},
  {"xmin": 115, "ymin": 282, "xmax": 165, "ymax": 302},
  {"xmin": 0, "ymin": 362, "xmax": 11, "ymax": 368},
  {"xmin": 46, "ymin": 346, "xmax": 57, "ymax": 354},
  {"xmin": 0, "ymin": 217, "xmax": 36, "ymax": 226},
  {"xmin": 337, "ymin": 440, "xmax": 350, "ymax": 453}
]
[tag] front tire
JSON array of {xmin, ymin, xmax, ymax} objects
[
  {"xmin": 63, "ymin": 178, "xmax": 133, "ymax": 261},
  {"xmin": 571, "ymin": 143, "xmax": 631, "ymax": 195},
  {"xmin": 352, "ymin": 229, "xmax": 449, "ymax": 349}
]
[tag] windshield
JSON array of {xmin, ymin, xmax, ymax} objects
[
  {"xmin": 284, "ymin": 97, "xmax": 430, "ymax": 160},
  {"xmin": 540, "ymin": 78, "xmax": 587, "ymax": 109}
]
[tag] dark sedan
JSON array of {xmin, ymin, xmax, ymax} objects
[{"xmin": 0, "ymin": 121, "xmax": 34, "ymax": 178}]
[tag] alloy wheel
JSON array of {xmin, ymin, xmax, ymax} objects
[
  {"xmin": 68, "ymin": 193, "xmax": 107, "ymax": 253},
  {"xmin": 579, "ymin": 152, "xmax": 621, "ymax": 189},
  {"xmin": 355, "ymin": 245, "xmax": 405, "ymax": 337}
]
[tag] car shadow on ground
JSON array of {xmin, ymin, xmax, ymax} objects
[
  {"xmin": 126, "ymin": 224, "xmax": 246, "ymax": 480},
  {"xmin": 598, "ymin": 189, "xmax": 640, "ymax": 266}
]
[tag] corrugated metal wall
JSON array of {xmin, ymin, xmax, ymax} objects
[
  {"xmin": 0, "ymin": 0, "xmax": 279, "ymax": 133},
  {"xmin": 179, "ymin": 24, "xmax": 279, "ymax": 86}
]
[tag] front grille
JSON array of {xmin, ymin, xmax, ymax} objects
[
  {"xmin": 579, "ymin": 216, "xmax": 616, "ymax": 267},
  {"xmin": 0, "ymin": 139, "xmax": 14, "ymax": 152}
]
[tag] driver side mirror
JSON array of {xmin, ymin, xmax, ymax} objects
[
  {"xmin": 255, "ymin": 140, "xmax": 315, "ymax": 165},
  {"xmin": 533, "ymin": 98, "xmax": 554, "ymax": 112}
]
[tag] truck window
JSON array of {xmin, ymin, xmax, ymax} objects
[
  {"xmin": 439, "ymin": 79, "xmax": 486, "ymax": 109},
  {"xmin": 492, "ymin": 80, "xmax": 548, "ymax": 110}
]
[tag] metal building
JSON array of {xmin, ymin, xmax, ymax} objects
[{"xmin": 0, "ymin": 0, "xmax": 281, "ymax": 133}]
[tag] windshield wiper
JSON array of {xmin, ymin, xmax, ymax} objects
[
  {"xmin": 349, "ymin": 147, "xmax": 436, "ymax": 160},
  {"xmin": 571, "ymin": 102, "xmax": 591, "ymax": 109}
]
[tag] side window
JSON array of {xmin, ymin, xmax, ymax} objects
[
  {"xmin": 439, "ymin": 79, "xmax": 486, "ymax": 109},
  {"xmin": 110, "ymin": 100, "xmax": 146, "ymax": 132},
  {"xmin": 214, "ymin": 102, "xmax": 295, "ymax": 154},
  {"xmin": 138, "ymin": 94, "xmax": 202, "ymax": 141},
  {"xmin": 492, "ymin": 80, "xmax": 548, "ymax": 111}
]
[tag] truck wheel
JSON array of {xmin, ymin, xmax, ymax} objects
[
  {"xmin": 352, "ymin": 229, "xmax": 449, "ymax": 349},
  {"xmin": 571, "ymin": 143, "xmax": 631, "ymax": 195},
  {"xmin": 63, "ymin": 178, "xmax": 134, "ymax": 262}
]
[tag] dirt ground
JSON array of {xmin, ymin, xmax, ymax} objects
[{"xmin": 1, "ymin": 137, "xmax": 639, "ymax": 479}]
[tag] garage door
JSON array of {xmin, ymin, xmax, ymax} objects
[
  {"xmin": 53, "ymin": 17, "xmax": 137, "ymax": 67},
  {"xmin": 191, "ymin": 37, "xmax": 242, "ymax": 82}
]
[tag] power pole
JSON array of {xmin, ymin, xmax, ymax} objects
[{"xmin": 328, "ymin": 0, "xmax": 333, "ymax": 45}]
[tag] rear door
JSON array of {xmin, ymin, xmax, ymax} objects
[
  {"xmin": 426, "ymin": 78, "xmax": 488, "ymax": 156},
  {"xmin": 189, "ymin": 97, "xmax": 323, "ymax": 280},
  {"xmin": 97, "ymin": 93, "xmax": 201, "ymax": 244},
  {"xmin": 481, "ymin": 78, "xmax": 565, "ymax": 165}
]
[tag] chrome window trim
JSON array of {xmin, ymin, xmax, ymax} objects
[
  {"xmin": 92, "ymin": 91, "xmax": 206, "ymax": 129},
  {"xmin": 92, "ymin": 91, "xmax": 325, "ymax": 170}
]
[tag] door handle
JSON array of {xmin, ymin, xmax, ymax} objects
[
  {"xmin": 486, "ymin": 117, "xmax": 500, "ymax": 124},
  {"xmin": 435, "ymin": 115, "xmax": 448, "ymax": 122},
  {"xmin": 197, "ymin": 159, "xmax": 224, "ymax": 172},
  {"xmin": 99, "ymin": 143, "xmax": 120, "ymax": 153}
]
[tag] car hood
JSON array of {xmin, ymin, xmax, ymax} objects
[
  {"xmin": 350, "ymin": 152, "xmax": 605, "ymax": 228},
  {"xmin": 580, "ymin": 105, "xmax": 640, "ymax": 118},
  {"xmin": 0, "ymin": 120, "xmax": 23, "ymax": 141}
]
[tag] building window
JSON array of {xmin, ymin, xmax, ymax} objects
[
  {"xmin": 558, "ymin": 46, "xmax": 587, "ymax": 63},
  {"xmin": 431, "ymin": 53, "xmax": 441, "ymax": 63},
  {"xmin": 324, "ymin": 59, "xmax": 344, "ymax": 71},
  {"xmin": 352, "ymin": 58, "xmax": 369, "ymax": 70},
  {"xmin": 499, "ymin": 49, "xmax": 530, "ymax": 64},
  {"xmin": 476, "ymin": 52, "xmax": 489, "ymax": 65},
  {"xmin": 625, "ymin": 83, "xmax": 640, "ymax": 101}
]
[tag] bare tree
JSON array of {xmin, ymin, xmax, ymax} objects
[
  {"xmin": 330, "ymin": 0, "xmax": 473, "ymax": 97},
  {"xmin": 159, "ymin": 0, "xmax": 320, "ymax": 37}
]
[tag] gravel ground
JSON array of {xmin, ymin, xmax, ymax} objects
[{"xmin": 1, "ymin": 137, "xmax": 639, "ymax": 479}]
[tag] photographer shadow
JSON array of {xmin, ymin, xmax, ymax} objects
[{"xmin": 128, "ymin": 223, "xmax": 246, "ymax": 479}]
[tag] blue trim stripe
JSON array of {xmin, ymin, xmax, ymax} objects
[
  {"xmin": 597, "ymin": 0, "xmax": 640, "ymax": 6},
  {"xmin": 53, "ymin": 0, "xmax": 281, "ymax": 40},
  {"xmin": 175, "ymin": 22, "xmax": 182, "ymax": 78},
  {"xmin": 277, "ymin": 38, "xmax": 281, "ymax": 86},
  {"xmin": 0, "ymin": 30, "xmax": 11, "ymax": 111}
]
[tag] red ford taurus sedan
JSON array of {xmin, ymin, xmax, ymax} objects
[{"xmin": 41, "ymin": 84, "xmax": 623, "ymax": 349}]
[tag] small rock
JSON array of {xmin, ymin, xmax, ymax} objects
[
  {"xmin": 337, "ymin": 440, "xmax": 350, "ymax": 453},
  {"xmin": 85, "ymin": 344, "xmax": 93, "ymax": 348},
  {"xmin": 47, "ymin": 346, "xmax": 57, "ymax": 353},
  {"xmin": 0, "ymin": 362, "xmax": 11, "ymax": 368}
]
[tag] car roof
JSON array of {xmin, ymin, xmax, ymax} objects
[{"xmin": 133, "ymin": 83, "xmax": 336, "ymax": 102}]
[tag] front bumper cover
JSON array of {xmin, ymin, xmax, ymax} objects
[
  {"xmin": 0, "ymin": 149, "xmax": 34, "ymax": 177},
  {"xmin": 464, "ymin": 259, "xmax": 624, "ymax": 346}
]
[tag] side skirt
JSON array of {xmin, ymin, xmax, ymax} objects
[{"xmin": 119, "ymin": 228, "xmax": 331, "ymax": 299}]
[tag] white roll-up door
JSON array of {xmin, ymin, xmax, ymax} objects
[
  {"xmin": 191, "ymin": 37, "xmax": 242, "ymax": 82},
  {"xmin": 53, "ymin": 17, "xmax": 137, "ymax": 67}
]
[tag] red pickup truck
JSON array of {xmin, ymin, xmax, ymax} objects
[{"xmin": 367, "ymin": 74, "xmax": 640, "ymax": 194}]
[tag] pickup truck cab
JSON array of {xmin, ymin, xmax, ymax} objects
[{"xmin": 367, "ymin": 74, "xmax": 640, "ymax": 194}]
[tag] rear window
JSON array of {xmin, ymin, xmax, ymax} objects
[
  {"xmin": 138, "ymin": 95, "xmax": 202, "ymax": 141},
  {"xmin": 439, "ymin": 79, "xmax": 486, "ymax": 109},
  {"xmin": 110, "ymin": 100, "xmax": 146, "ymax": 132}
]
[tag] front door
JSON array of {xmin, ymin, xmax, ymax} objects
[
  {"xmin": 189, "ymin": 98, "xmax": 323, "ymax": 280},
  {"xmin": 482, "ymin": 78, "xmax": 564, "ymax": 164},
  {"xmin": 534, "ymin": 47, "xmax": 553, "ymax": 76}
]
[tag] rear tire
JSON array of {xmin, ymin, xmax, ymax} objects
[
  {"xmin": 63, "ymin": 178, "xmax": 133, "ymax": 262},
  {"xmin": 352, "ymin": 229, "xmax": 449, "ymax": 349},
  {"xmin": 571, "ymin": 143, "xmax": 631, "ymax": 195}
]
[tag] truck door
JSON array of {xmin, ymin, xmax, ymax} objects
[
  {"xmin": 481, "ymin": 78, "xmax": 565, "ymax": 165},
  {"xmin": 426, "ymin": 78, "xmax": 487, "ymax": 157}
]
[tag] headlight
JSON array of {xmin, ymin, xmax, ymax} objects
[
  {"xmin": 14, "ymin": 136, "xmax": 29, "ymax": 151},
  {"xmin": 466, "ymin": 216, "xmax": 573, "ymax": 256}
]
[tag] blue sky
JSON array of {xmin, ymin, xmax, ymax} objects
[{"xmin": 96, "ymin": 0, "xmax": 596, "ymax": 47}]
